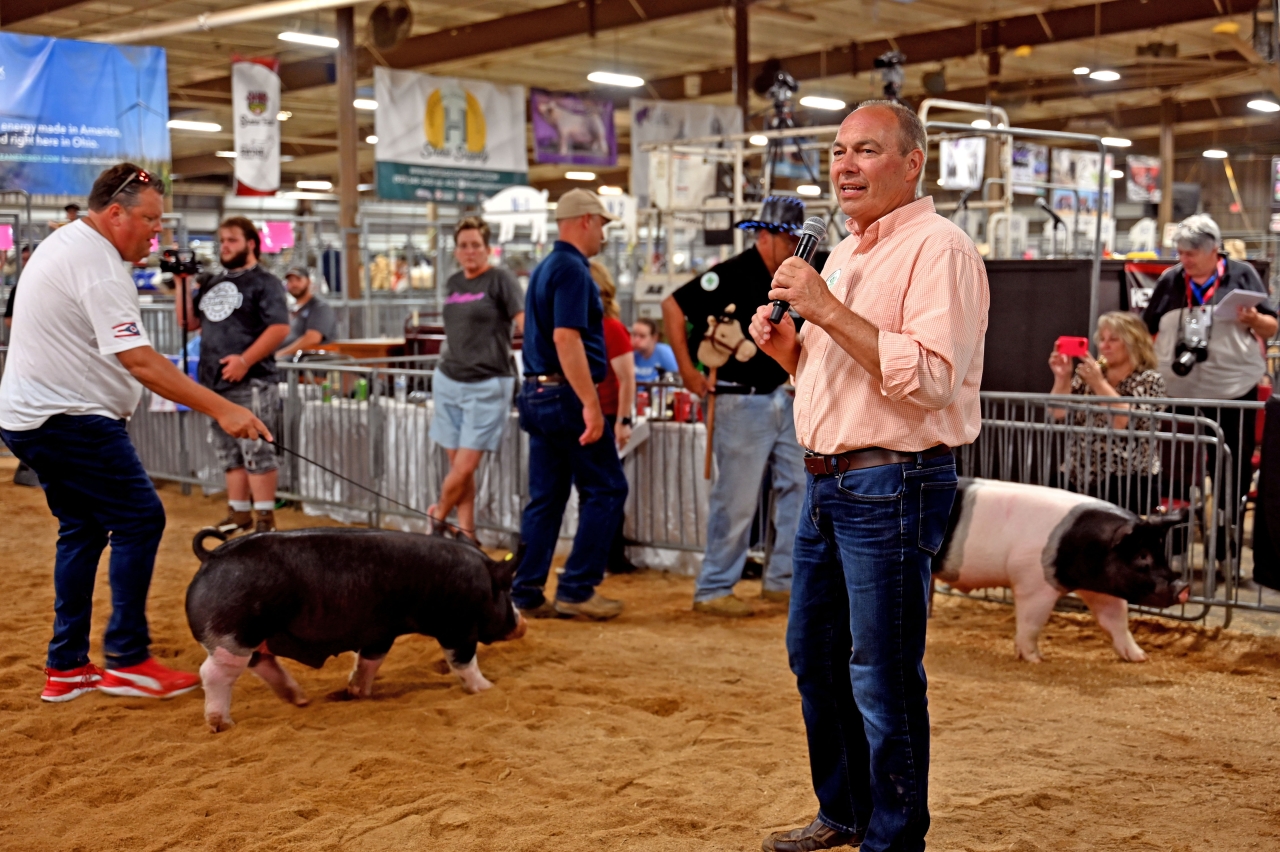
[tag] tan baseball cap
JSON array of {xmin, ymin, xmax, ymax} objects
[{"xmin": 554, "ymin": 188, "xmax": 618, "ymax": 221}]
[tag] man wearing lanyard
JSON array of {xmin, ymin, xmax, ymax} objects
[{"xmin": 1142, "ymin": 214, "xmax": 1277, "ymax": 554}]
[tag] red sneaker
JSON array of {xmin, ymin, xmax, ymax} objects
[
  {"xmin": 98, "ymin": 658, "xmax": 200, "ymax": 699},
  {"xmin": 41, "ymin": 663, "xmax": 105, "ymax": 703}
]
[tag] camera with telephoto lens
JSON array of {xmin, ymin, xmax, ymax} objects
[
  {"xmin": 159, "ymin": 248, "xmax": 200, "ymax": 276},
  {"xmin": 1172, "ymin": 307, "xmax": 1211, "ymax": 377}
]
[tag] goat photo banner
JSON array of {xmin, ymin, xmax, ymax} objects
[{"xmin": 374, "ymin": 67, "xmax": 528, "ymax": 203}]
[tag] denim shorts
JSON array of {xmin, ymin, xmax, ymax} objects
[
  {"xmin": 429, "ymin": 370, "xmax": 515, "ymax": 453},
  {"xmin": 208, "ymin": 378, "xmax": 280, "ymax": 473}
]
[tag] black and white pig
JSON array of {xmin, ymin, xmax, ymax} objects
[
  {"xmin": 933, "ymin": 478, "xmax": 1189, "ymax": 663},
  {"xmin": 186, "ymin": 528, "xmax": 527, "ymax": 733}
]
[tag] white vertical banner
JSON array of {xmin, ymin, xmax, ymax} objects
[{"xmin": 232, "ymin": 59, "xmax": 280, "ymax": 196}]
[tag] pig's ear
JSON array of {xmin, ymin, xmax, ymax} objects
[{"xmin": 488, "ymin": 543, "xmax": 524, "ymax": 589}]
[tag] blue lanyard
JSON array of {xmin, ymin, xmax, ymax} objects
[{"xmin": 1187, "ymin": 259, "xmax": 1225, "ymax": 307}]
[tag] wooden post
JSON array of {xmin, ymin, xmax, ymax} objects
[
  {"xmin": 336, "ymin": 6, "xmax": 361, "ymax": 301},
  {"xmin": 1157, "ymin": 96, "xmax": 1176, "ymax": 241},
  {"xmin": 703, "ymin": 368, "xmax": 717, "ymax": 480}
]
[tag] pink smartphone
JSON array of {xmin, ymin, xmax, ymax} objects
[{"xmin": 1055, "ymin": 336, "xmax": 1090, "ymax": 359}]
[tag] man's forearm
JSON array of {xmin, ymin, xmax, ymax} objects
[
  {"xmin": 117, "ymin": 346, "xmax": 235, "ymax": 419},
  {"xmin": 243, "ymin": 324, "xmax": 290, "ymax": 366},
  {"xmin": 278, "ymin": 329, "xmax": 322, "ymax": 357},
  {"xmin": 814, "ymin": 303, "xmax": 883, "ymax": 385},
  {"xmin": 553, "ymin": 330, "xmax": 601, "ymax": 411}
]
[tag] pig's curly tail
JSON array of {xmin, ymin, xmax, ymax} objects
[{"xmin": 192, "ymin": 527, "xmax": 229, "ymax": 563}]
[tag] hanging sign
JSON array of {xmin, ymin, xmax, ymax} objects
[
  {"xmin": 231, "ymin": 58, "xmax": 280, "ymax": 195},
  {"xmin": 1126, "ymin": 154, "xmax": 1162, "ymax": 203},
  {"xmin": 0, "ymin": 32, "xmax": 169, "ymax": 195},
  {"xmin": 374, "ymin": 67, "xmax": 528, "ymax": 202},
  {"xmin": 530, "ymin": 89, "xmax": 616, "ymax": 166},
  {"xmin": 630, "ymin": 99, "xmax": 742, "ymax": 207}
]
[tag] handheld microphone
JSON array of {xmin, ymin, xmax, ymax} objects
[{"xmin": 770, "ymin": 216, "xmax": 828, "ymax": 324}]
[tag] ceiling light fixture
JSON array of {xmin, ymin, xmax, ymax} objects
[
  {"xmin": 366, "ymin": 135, "xmax": 378, "ymax": 144},
  {"xmin": 1073, "ymin": 66, "xmax": 1091, "ymax": 75},
  {"xmin": 587, "ymin": 71, "xmax": 645, "ymax": 88},
  {"xmin": 1101, "ymin": 136, "xmax": 1132, "ymax": 147},
  {"xmin": 799, "ymin": 95, "xmax": 846, "ymax": 111},
  {"xmin": 971, "ymin": 119, "xmax": 992, "ymax": 129},
  {"xmin": 167, "ymin": 119, "xmax": 221, "ymax": 132},
  {"xmin": 1089, "ymin": 70, "xmax": 1121, "ymax": 82},
  {"xmin": 297, "ymin": 179, "xmax": 333, "ymax": 190},
  {"xmin": 598, "ymin": 185, "xmax": 623, "ymax": 196},
  {"xmin": 749, "ymin": 134, "xmax": 769, "ymax": 146},
  {"xmin": 278, "ymin": 32, "xmax": 339, "ymax": 48},
  {"xmin": 796, "ymin": 184, "xmax": 822, "ymax": 197},
  {"xmin": 1248, "ymin": 99, "xmax": 1280, "ymax": 113},
  {"xmin": 1203, "ymin": 149, "xmax": 1229, "ymax": 159},
  {"xmin": 353, "ymin": 98, "xmax": 378, "ymax": 110},
  {"xmin": 357, "ymin": 183, "xmax": 375, "ymax": 192},
  {"xmin": 215, "ymin": 150, "xmax": 237, "ymax": 158},
  {"xmin": 565, "ymin": 171, "xmax": 596, "ymax": 181},
  {"xmin": 1109, "ymin": 169, "xmax": 1125, "ymax": 179},
  {"xmin": 276, "ymin": 111, "xmax": 292, "ymax": 121}
]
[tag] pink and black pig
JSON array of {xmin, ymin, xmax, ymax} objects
[
  {"xmin": 186, "ymin": 528, "xmax": 528, "ymax": 732},
  {"xmin": 933, "ymin": 478, "xmax": 1188, "ymax": 663}
]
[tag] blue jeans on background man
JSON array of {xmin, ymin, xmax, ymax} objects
[
  {"xmin": 513, "ymin": 381, "xmax": 628, "ymax": 608},
  {"xmin": 694, "ymin": 389, "xmax": 804, "ymax": 602},
  {"xmin": 787, "ymin": 453, "xmax": 957, "ymax": 852},
  {"xmin": 1, "ymin": 415, "xmax": 166, "ymax": 670}
]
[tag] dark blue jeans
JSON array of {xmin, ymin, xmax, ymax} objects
[
  {"xmin": 787, "ymin": 454, "xmax": 957, "ymax": 852},
  {"xmin": 513, "ymin": 381, "xmax": 628, "ymax": 607},
  {"xmin": 1, "ymin": 414, "xmax": 166, "ymax": 670}
]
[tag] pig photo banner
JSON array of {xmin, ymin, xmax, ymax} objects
[
  {"xmin": 231, "ymin": 59, "xmax": 280, "ymax": 196},
  {"xmin": 530, "ymin": 89, "xmax": 616, "ymax": 167},
  {"xmin": 374, "ymin": 67, "xmax": 528, "ymax": 203},
  {"xmin": 0, "ymin": 32, "xmax": 170, "ymax": 196}
]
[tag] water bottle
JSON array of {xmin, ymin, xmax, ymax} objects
[
  {"xmin": 321, "ymin": 380, "xmax": 332, "ymax": 403},
  {"xmin": 394, "ymin": 373, "xmax": 408, "ymax": 404},
  {"xmin": 354, "ymin": 378, "xmax": 369, "ymax": 401}
]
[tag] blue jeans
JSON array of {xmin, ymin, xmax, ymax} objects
[
  {"xmin": 695, "ymin": 389, "xmax": 804, "ymax": 602},
  {"xmin": 513, "ymin": 382, "xmax": 629, "ymax": 607},
  {"xmin": 1, "ymin": 415, "xmax": 166, "ymax": 670},
  {"xmin": 787, "ymin": 454, "xmax": 957, "ymax": 852}
]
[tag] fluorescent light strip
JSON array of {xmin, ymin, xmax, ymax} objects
[
  {"xmin": 1248, "ymin": 99, "xmax": 1280, "ymax": 113},
  {"xmin": 278, "ymin": 31, "xmax": 339, "ymax": 48},
  {"xmin": 587, "ymin": 71, "xmax": 645, "ymax": 87},
  {"xmin": 1101, "ymin": 137, "xmax": 1132, "ymax": 147},
  {"xmin": 1203, "ymin": 149, "xmax": 1228, "ymax": 159},
  {"xmin": 597, "ymin": 185, "xmax": 623, "ymax": 196},
  {"xmin": 215, "ymin": 150, "xmax": 236, "ymax": 158},
  {"xmin": 565, "ymin": 171, "xmax": 596, "ymax": 181},
  {"xmin": 1089, "ymin": 70, "xmax": 1121, "ymax": 82},
  {"xmin": 297, "ymin": 180, "xmax": 333, "ymax": 190},
  {"xmin": 749, "ymin": 134, "xmax": 769, "ymax": 146},
  {"xmin": 353, "ymin": 99, "xmax": 378, "ymax": 111},
  {"xmin": 365, "ymin": 135, "xmax": 378, "ymax": 144},
  {"xmin": 168, "ymin": 119, "xmax": 221, "ymax": 132},
  {"xmin": 796, "ymin": 185, "xmax": 822, "ymax": 197},
  {"xmin": 799, "ymin": 96, "xmax": 846, "ymax": 111}
]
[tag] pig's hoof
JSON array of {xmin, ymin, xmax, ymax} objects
[
  {"xmin": 1017, "ymin": 650, "xmax": 1044, "ymax": 663},
  {"xmin": 290, "ymin": 690, "xmax": 311, "ymax": 707},
  {"xmin": 460, "ymin": 675, "xmax": 493, "ymax": 694},
  {"xmin": 1118, "ymin": 648, "xmax": 1148, "ymax": 663},
  {"xmin": 206, "ymin": 713, "xmax": 235, "ymax": 733}
]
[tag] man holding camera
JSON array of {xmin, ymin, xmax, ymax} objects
[
  {"xmin": 176, "ymin": 217, "xmax": 290, "ymax": 532},
  {"xmin": 1142, "ymin": 214, "xmax": 1277, "ymax": 537},
  {"xmin": 0, "ymin": 163, "xmax": 270, "ymax": 702}
]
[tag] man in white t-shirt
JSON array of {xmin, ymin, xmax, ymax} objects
[{"xmin": 0, "ymin": 163, "xmax": 270, "ymax": 704}]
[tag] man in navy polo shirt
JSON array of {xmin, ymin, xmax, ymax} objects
[{"xmin": 513, "ymin": 189, "xmax": 628, "ymax": 621}]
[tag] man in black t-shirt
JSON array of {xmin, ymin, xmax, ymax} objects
[
  {"xmin": 177, "ymin": 217, "xmax": 290, "ymax": 531},
  {"xmin": 661, "ymin": 196, "xmax": 810, "ymax": 617}
]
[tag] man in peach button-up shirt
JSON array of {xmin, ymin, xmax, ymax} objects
[{"xmin": 749, "ymin": 101, "xmax": 988, "ymax": 852}]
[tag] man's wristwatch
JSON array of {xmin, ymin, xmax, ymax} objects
[{"xmin": 620, "ymin": 416, "xmax": 634, "ymax": 427}]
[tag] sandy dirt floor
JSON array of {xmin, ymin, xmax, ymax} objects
[{"xmin": 1, "ymin": 458, "xmax": 1278, "ymax": 851}]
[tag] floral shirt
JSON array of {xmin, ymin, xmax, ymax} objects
[{"xmin": 1065, "ymin": 369, "xmax": 1167, "ymax": 481}]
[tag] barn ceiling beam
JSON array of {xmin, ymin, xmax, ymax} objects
[
  {"xmin": 644, "ymin": 0, "xmax": 1231, "ymax": 102},
  {"xmin": 0, "ymin": 0, "xmax": 89, "ymax": 28},
  {"xmin": 179, "ymin": 0, "xmax": 726, "ymax": 96}
]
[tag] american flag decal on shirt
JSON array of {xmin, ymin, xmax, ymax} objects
[{"xmin": 112, "ymin": 322, "xmax": 141, "ymax": 338}]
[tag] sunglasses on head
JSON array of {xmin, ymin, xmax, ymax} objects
[{"xmin": 106, "ymin": 169, "xmax": 156, "ymax": 205}]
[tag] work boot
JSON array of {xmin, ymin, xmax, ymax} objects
[
  {"xmin": 693, "ymin": 594, "xmax": 753, "ymax": 618},
  {"xmin": 216, "ymin": 508, "xmax": 253, "ymax": 534},
  {"xmin": 554, "ymin": 593, "xmax": 624, "ymax": 621},
  {"xmin": 761, "ymin": 816, "xmax": 862, "ymax": 851},
  {"xmin": 518, "ymin": 600, "xmax": 561, "ymax": 619},
  {"xmin": 254, "ymin": 509, "xmax": 277, "ymax": 533}
]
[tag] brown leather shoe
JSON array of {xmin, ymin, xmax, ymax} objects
[
  {"xmin": 216, "ymin": 508, "xmax": 253, "ymax": 534},
  {"xmin": 253, "ymin": 509, "xmax": 277, "ymax": 533},
  {"xmin": 518, "ymin": 600, "xmax": 561, "ymax": 619},
  {"xmin": 761, "ymin": 817, "xmax": 862, "ymax": 852},
  {"xmin": 554, "ymin": 592, "xmax": 624, "ymax": 620}
]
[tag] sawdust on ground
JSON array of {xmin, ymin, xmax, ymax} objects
[{"xmin": 0, "ymin": 458, "xmax": 1278, "ymax": 851}]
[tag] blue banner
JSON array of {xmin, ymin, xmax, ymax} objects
[{"xmin": 0, "ymin": 33, "xmax": 169, "ymax": 196}]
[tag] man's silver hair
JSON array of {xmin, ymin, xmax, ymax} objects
[
  {"xmin": 1173, "ymin": 213, "xmax": 1221, "ymax": 253},
  {"xmin": 851, "ymin": 99, "xmax": 928, "ymax": 166}
]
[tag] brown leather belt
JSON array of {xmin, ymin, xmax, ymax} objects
[{"xmin": 803, "ymin": 444, "xmax": 952, "ymax": 477}]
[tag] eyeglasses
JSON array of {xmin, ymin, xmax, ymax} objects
[{"xmin": 106, "ymin": 169, "xmax": 156, "ymax": 205}]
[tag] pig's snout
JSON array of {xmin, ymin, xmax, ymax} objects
[
  {"xmin": 1175, "ymin": 580, "xmax": 1190, "ymax": 604},
  {"xmin": 504, "ymin": 612, "xmax": 528, "ymax": 642}
]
